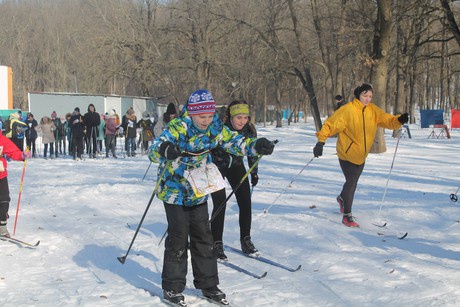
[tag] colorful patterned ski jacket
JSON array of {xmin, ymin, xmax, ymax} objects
[
  {"xmin": 211, "ymin": 121, "xmax": 258, "ymax": 176},
  {"xmin": 149, "ymin": 110, "xmax": 258, "ymax": 206},
  {"xmin": 316, "ymin": 98, "xmax": 402, "ymax": 165}
]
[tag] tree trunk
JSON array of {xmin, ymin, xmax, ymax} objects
[
  {"xmin": 287, "ymin": 0, "xmax": 322, "ymax": 132},
  {"xmin": 370, "ymin": 0, "xmax": 392, "ymax": 154}
]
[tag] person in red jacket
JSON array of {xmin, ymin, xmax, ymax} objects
[{"xmin": 0, "ymin": 130, "xmax": 31, "ymax": 237}]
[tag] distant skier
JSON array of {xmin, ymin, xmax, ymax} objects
[
  {"xmin": 154, "ymin": 102, "xmax": 177, "ymax": 137},
  {"xmin": 313, "ymin": 83, "xmax": 408, "ymax": 227},
  {"xmin": 138, "ymin": 111, "xmax": 156, "ymax": 154},
  {"xmin": 24, "ymin": 113, "xmax": 38, "ymax": 158},
  {"xmin": 104, "ymin": 110, "xmax": 118, "ymax": 158},
  {"xmin": 83, "ymin": 104, "xmax": 101, "ymax": 159},
  {"xmin": 335, "ymin": 94, "xmax": 345, "ymax": 110},
  {"xmin": 6, "ymin": 112, "xmax": 27, "ymax": 151},
  {"xmin": 69, "ymin": 107, "xmax": 85, "ymax": 161},
  {"xmin": 121, "ymin": 107, "xmax": 137, "ymax": 157},
  {"xmin": 35, "ymin": 116, "xmax": 56, "ymax": 159}
]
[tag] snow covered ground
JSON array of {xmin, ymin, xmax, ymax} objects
[{"xmin": 2, "ymin": 120, "xmax": 460, "ymax": 306}]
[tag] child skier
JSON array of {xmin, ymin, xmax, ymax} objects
[
  {"xmin": 148, "ymin": 89, "xmax": 275, "ymax": 306},
  {"xmin": 210, "ymin": 99, "xmax": 261, "ymax": 260}
]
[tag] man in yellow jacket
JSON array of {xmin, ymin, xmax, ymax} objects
[{"xmin": 313, "ymin": 83, "xmax": 408, "ymax": 227}]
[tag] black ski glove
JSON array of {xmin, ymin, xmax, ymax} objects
[
  {"xmin": 313, "ymin": 142, "xmax": 324, "ymax": 158},
  {"xmin": 398, "ymin": 113, "xmax": 409, "ymax": 124},
  {"xmin": 255, "ymin": 138, "xmax": 275, "ymax": 155},
  {"xmin": 159, "ymin": 142, "xmax": 180, "ymax": 160},
  {"xmin": 251, "ymin": 174, "xmax": 259, "ymax": 187}
]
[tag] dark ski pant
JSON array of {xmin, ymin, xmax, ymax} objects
[
  {"xmin": 211, "ymin": 163, "xmax": 252, "ymax": 242},
  {"xmin": 105, "ymin": 134, "xmax": 117, "ymax": 156},
  {"xmin": 26, "ymin": 137, "xmax": 37, "ymax": 157},
  {"xmin": 125, "ymin": 137, "xmax": 136, "ymax": 155},
  {"xmin": 72, "ymin": 135, "xmax": 84, "ymax": 159},
  {"xmin": 339, "ymin": 159, "xmax": 365, "ymax": 214},
  {"xmin": 162, "ymin": 202, "xmax": 219, "ymax": 293},
  {"xmin": 43, "ymin": 143, "xmax": 54, "ymax": 158},
  {"xmin": 86, "ymin": 127, "xmax": 98, "ymax": 154},
  {"xmin": 0, "ymin": 177, "xmax": 11, "ymax": 223}
]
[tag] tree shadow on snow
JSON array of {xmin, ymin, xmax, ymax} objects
[{"xmin": 73, "ymin": 244, "xmax": 162, "ymax": 295}]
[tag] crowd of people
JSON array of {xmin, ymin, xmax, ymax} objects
[{"xmin": 0, "ymin": 103, "xmax": 180, "ymax": 161}]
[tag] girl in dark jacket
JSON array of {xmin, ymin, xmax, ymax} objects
[
  {"xmin": 24, "ymin": 113, "xmax": 38, "ymax": 158},
  {"xmin": 69, "ymin": 107, "xmax": 85, "ymax": 160},
  {"xmin": 83, "ymin": 104, "xmax": 101, "ymax": 158},
  {"xmin": 210, "ymin": 100, "xmax": 260, "ymax": 260}
]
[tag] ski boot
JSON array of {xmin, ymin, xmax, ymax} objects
[
  {"xmin": 342, "ymin": 214, "xmax": 359, "ymax": 227},
  {"xmin": 202, "ymin": 286, "xmax": 228, "ymax": 305},
  {"xmin": 0, "ymin": 223, "xmax": 10, "ymax": 238},
  {"xmin": 214, "ymin": 241, "xmax": 228, "ymax": 261},
  {"xmin": 241, "ymin": 236, "xmax": 259, "ymax": 256},
  {"xmin": 163, "ymin": 289, "xmax": 186, "ymax": 306}
]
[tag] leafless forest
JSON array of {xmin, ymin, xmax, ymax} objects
[{"xmin": 1, "ymin": 0, "xmax": 460, "ymax": 135}]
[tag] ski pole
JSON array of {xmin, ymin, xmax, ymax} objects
[
  {"xmin": 157, "ymin": 154, "xmax": 265, "ymax": 246},
  {"xmin": 209, "ymin": 154, "xmax": 264, "ymax": 224},
  {"xmin": 263, "ymin": 156, "xmax": 315, "ymax": 214},
  {"xmin": 142, "ymin": 161, "xmax": 152, "ymax": 182},
  {"xmin": 158, "ymin": 140, "xmax": 277, "ymax": 246},
  {"xmin": 450, "ymin": 186, "xmax": 460, "ymax": 202},
  {"xmin": 13, "ymin": 153, "xmax": 28, "ymax": 236},
  {"xmin": 117, "ymin": 161, "xmax": 169, "ymax": 264},
  {"xmin": 378, "ymin": 130, "xmax": 402, "ymax": 214},
  {"xmin": 157, "ymin": 149, "xmax": 250, "ymax": 246}
]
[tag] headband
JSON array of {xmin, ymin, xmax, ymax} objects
[{"xmin": 229, "ymin": 104, "xmax": 249, "ymax": 117}]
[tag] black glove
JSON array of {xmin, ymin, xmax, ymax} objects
[
  {"xmin": 313, "ymin": 142, "xmax": 324, "ymax": 158},
  {"xmin": 159, "ymin": 142, "xmax": 180, "ymax": 160},
  {"xmin": 255, "ymin": 138, "xmax": 275, "ymax": 155},
  {"xmin": 251, "ymin": 174, "xmax": 259, "ymax": 186},
  {"xmin": 398, "ymin": 113, "xmax": 409, "ymax": 124}
]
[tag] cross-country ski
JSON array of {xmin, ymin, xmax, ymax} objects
[
  {"xmin": 0, "ymin": 236, "xmax": 40, "ymax": 248},
  {"xmin": 224, "ymin": 245, "xmax": 301, "ymax": 272}
]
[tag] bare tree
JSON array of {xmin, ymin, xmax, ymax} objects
[
  {"xmin": 440, "ymin": 0, "xmax": 460, "ymax": 47},
  {"xmin": 369, "ymin": 0, "xmax": 392, "ymax": 154},
  {"xmin": 0, "ymin": 0, "xmax": 459, "ymax": 124}
]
